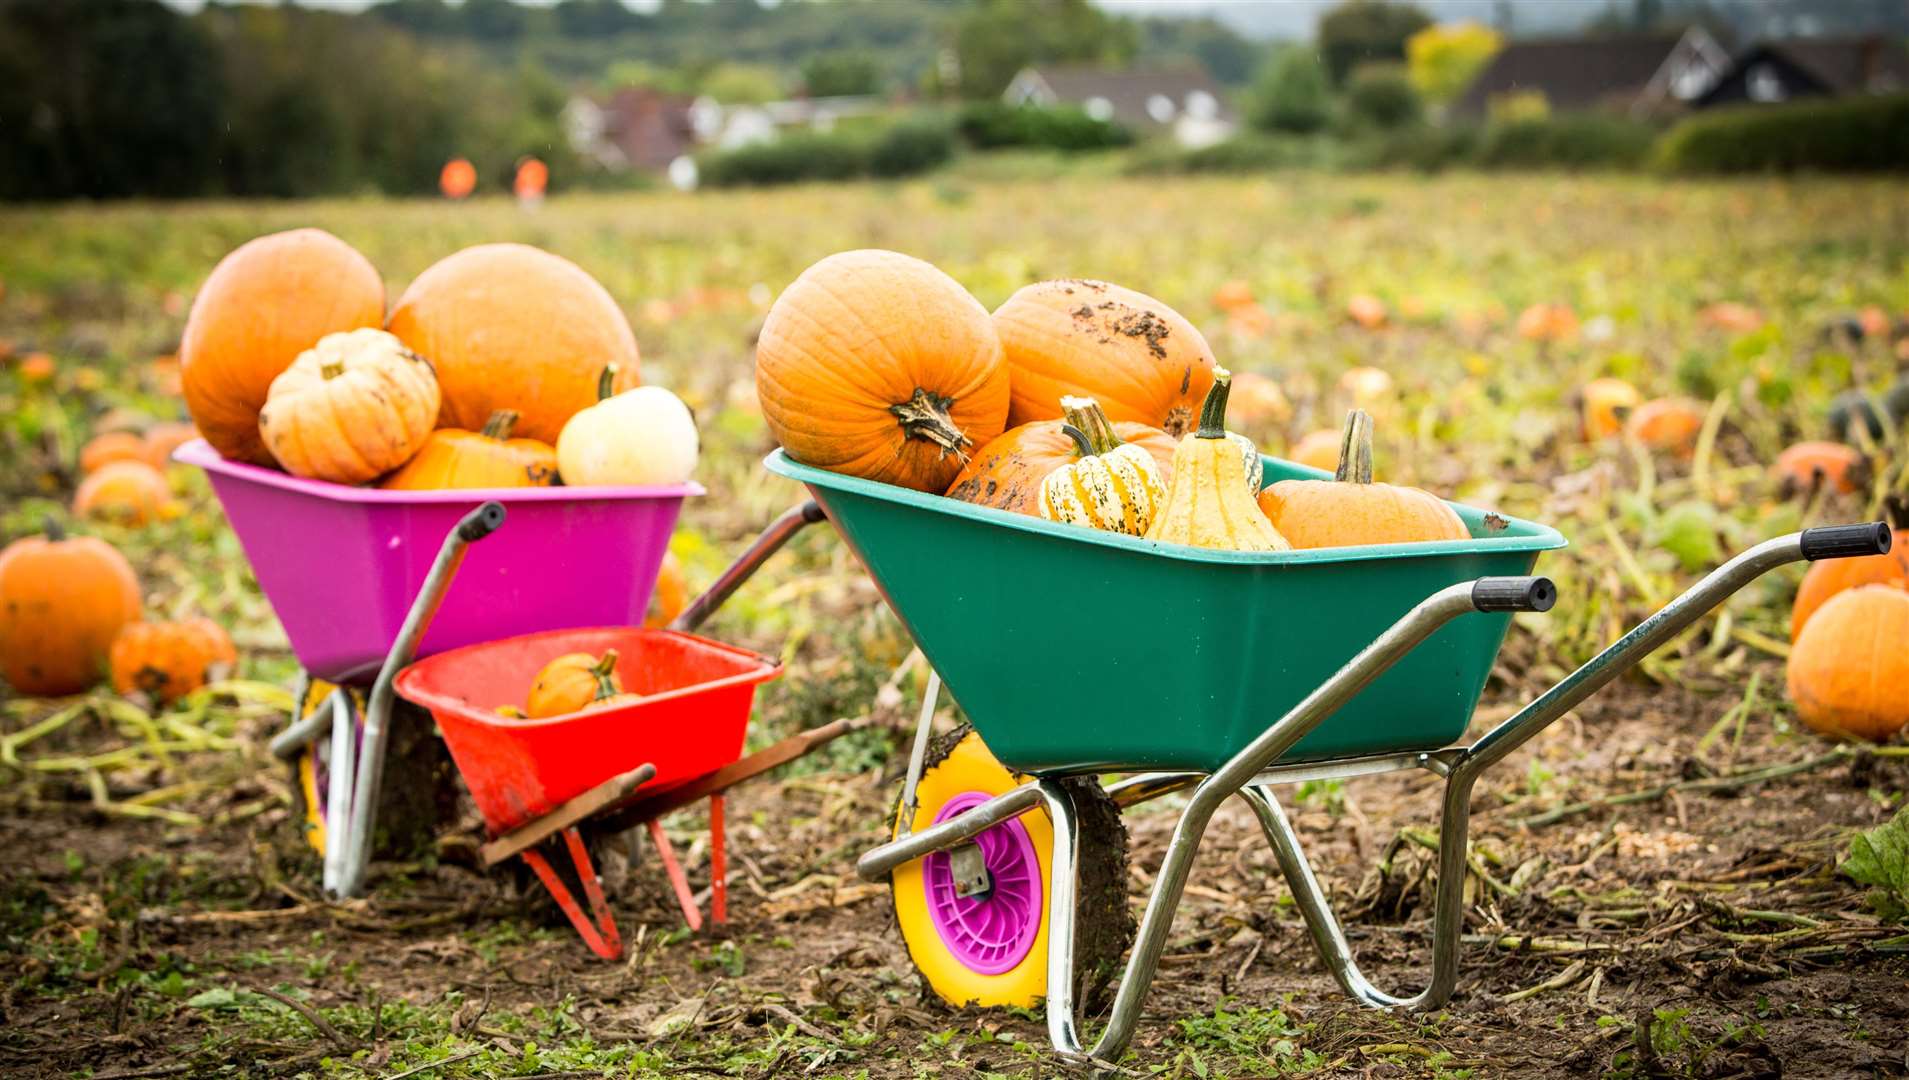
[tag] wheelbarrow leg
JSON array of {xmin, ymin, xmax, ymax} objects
[
  {"xmin": 647, "ymin": 819, "xmax": 704, "ymax": 931},
  {"xmin": 521, "ymin": 826, "xmax": 623, "ymax": 961}
]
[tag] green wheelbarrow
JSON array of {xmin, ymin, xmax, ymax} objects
[{"xmin": 718, "ymin": 448, "xmax": 1891, "ymax": 1067}]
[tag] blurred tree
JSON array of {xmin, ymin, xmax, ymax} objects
[
  {"xmin": 699, "ymin": 63, "xmax": 786, "ymax": 104},
  {"xmin": 1405, "ymin": 22, "xmax": 1500, "ymax": 105},
  {"xmin": 0, "ymin": 0, "xmax": 224, "ymax": 199},
  {"xmin": 1246, "ymin": 47, "xmax": 1332, "ymax": 134},
  {"xmin": 1317, "ymin": 0, "xmax": 1432, "ymax": 85},
  {"xmin": 1343, "ymin": 63, "xmax": 1422, "ymax": 130},
  {"xmin": 1136, "ymin": 16, "xmax": 1257, "ymax": 85},
  {"xmin": 802, "ymin": 51, "xmax": 884, "ymax": 97},
  {"xmin": 952, "ymin": 0, "xmax": 1138, "ymax": 100},
  {"xmin": 555, "ymin": 0, "xmax": 647, "ymax": 38}
]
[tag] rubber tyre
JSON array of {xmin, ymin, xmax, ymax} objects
[{"xmin": 891, "ymin": 724, "xmax": 1133, "ymax": 1011}]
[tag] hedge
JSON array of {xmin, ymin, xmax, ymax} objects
[
  {"xmin": 1656, "ymin": 94, "xmax": 1909, "ymax": 173},
  {"xmin": 698, "ymin": 119, "xmax": 957, "ymax": 187},
  {"xmin": 1472, "ymin": 114, "xmax": 1656, "ymax": 170},
  {"xmin": 956, "ymin": 103, "xmax": 1132, "ymax": 152}
]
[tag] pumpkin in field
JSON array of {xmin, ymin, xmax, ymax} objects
[
  {"xmin": 1338, "ymin": 366, "xmax": 1394, "ymax": 407},
  {"xmin": 0, "ymin": 521, "xmax": 141, "ymax": 695},
  {"xmin": 74, "ymin": 461, "xmax": 174, "ymax": 525},
  {"xmin": 1625, "ymin": 397, "xmax": 1706, "ymax": 456},
  {"xmin": 994, "ymin": 278, "xmax": 1214, "ymax": 437},
  {"xmin": 181, "ymin": 229, "xmax": 386, "ymax": 465},
  {"xmin": 382, "ymin": 410, "xmax": 557, "ymax": 490},
  {"xmin": 757, "ymin": 250, "xmax": 1009, "ymax": 492},
  {"xmin": 1258, "ymin": 409, "xmax": 1468, "ymax": 550},
  {"xmin": 80, "ymin": 431, "xmax": 147, "ymax": 475},
  {"xmin": 526, "ymin": 649, "xmax": 624, "ymax": 719},
  {"xmin": 387, "ymin": 243, "xmax": 640, "ymax": 445},
  {"xmin": 1579, "ymin": 377, "xmax": 1641, "ymax": 440},
  {"xmin": 947, "ymin": 397, "xmax": 1175, "ymax": 515},
  {"xmin": 1517, "ymin": 302, "xmax": 1579, "ymax": 343},
  {"xmin": 1786, "ymin": 584, "xmax": 1909, "ymax": 742},
  {"xmin": 646, "ymin": 550, "xmax": 690, "ymax": 628},
  {"xmin": 1791, "ymin": 499, "xmax": 1908, "ymax": 640},
  {"xmin": 556, "ymin": 366, "xmax": 699, "ymax": 487},
  {"xmin": 1212, "ymin": 279, "xmax": 1254, "ymax": 312},
  {"xmin": 1772, "ymin": 440, "xmax": 1868, "ymax": 496},
  {"xmin": 1226, "ymin": 371, "xmax": 1291, "ymax": 427},
  {"xmin": 142, "ymin": 423, "xmax": 200, "ymax": 471},
  {"xmin": 111, "ymin": 617, "xmax": 236, "ymax": 705},
  {"xmin": 18, "ymin": 352, "xmax": 55, "ymax": 385},
  {"xmin": 1037, "ymin": 396, "xmax": 1169, "ymax": 536},
  {"xmin": 1345, "ymin": 294, "xmax": 1387, "ymax": 330},
  {"xmin": 258, "ymin": 328, "xmax": 440, "ymax": 485},
  {"xmin": 1287, "ymin": 429, "xmax": 1342, "ymax": 473},
  {"xmin": 1146, "ymin": 369, "xmax": 1289, "ymax": 552}
]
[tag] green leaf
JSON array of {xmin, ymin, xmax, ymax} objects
[
  {"xmin": 1843, "ymin": 806, "xmax": 1909, "ymax": 900},
  {"xmin": 186, "ymin": 988, "xmax": 238, "ymax": 1009}
]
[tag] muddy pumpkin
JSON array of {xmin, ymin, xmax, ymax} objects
[
  {"xmin": 111, "ymin": 617, "xmax": 237, "ymax": 705},
  {"xmin": 946, "ymin": 397, "xmax": 1176, "ymax": 516}
]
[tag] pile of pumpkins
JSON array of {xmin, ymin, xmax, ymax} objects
[
  {"xmin": 177, "ymin": 228, "xmax": 697, "ymax": 492},
  {"xmin": 1786, "ymin": 497, "xmax": 1909, "ymax": 744},
  {"xmin": 754, "ymin": 250, "xmax": 1468, "ymax": 554}
]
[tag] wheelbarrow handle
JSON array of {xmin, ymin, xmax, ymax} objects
[
  {"xmin": 1800, "ymin": 520, "xmax": 1891, "ymax": 561},
  {"xmin": 670, "ymin": 499, "xmax": 827, "ymax": 634},
  {"xmin": 458, "ymin": 500, "xmax": 507, "ymax": 542},
  {"xmin": 1470, "ymin": 576, "xmax": 1557, "ymax": 612}
]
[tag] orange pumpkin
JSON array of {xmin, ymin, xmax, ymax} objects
[
  {"xmin": 1786, "ymin": 584, "xmax": 1909, "ymax": 742},
  {"xmin": 258, "ymin": 329, "xmax": 441, "ymax": 485},
  {"xmin": 74, "ymin": 461, "xmax": 174, "ymax": 525},
  {"xmin": 1579, "ymin": 377, "xmax": 1642, "ymax": 440},
  {"xmin": 1226, "ymin": 371, "xmax": 1292, "ymax": 427},
  {"xmin": 110, "ymin": 617, "xmax": 236, "ymax": 704},
  {"xmin": 1258, "ymin": 409, "xmax": 1469, "ymax": 549},
  {"xmin": 381, "ymin": 410, "xmax": 557, "ymax": 490},
  {"xmin": 579, "ymin": 691, "xmax": 646, "ymax": 714},
  {"xmin": 1699, "ymin": 301, "xmax": 1764, "ymax": 334},
  {"xmin": 80, "ymin": 431, "xmax": 147, "ymax": 475},
  {"xmin": 946, "ymin": 398, "xmax": 1176, "ymax": 515},
  {"xmin": 526, "ymin": 649, "xmax": 623, "ymax": 719},
  {"xmin": 142, "ymin": 423, "xmax": 201, "ymax": 471},
  {"xmin": 18, "ymin": 352, "xmax": 55, "ymax": 385},
  {"xmin": 1517, "ymin": 302, "xmax": 1579, "ymax": 343},
  {"xmin": 757, "ymin": 249, "xmax": 1009, "ymax": 492},
  {"xmin": 1625, "ymin": 397, "xmax": 1706, "ymax": 456},
  {"xmin": 0, "ymin": 521, "xmax": 141, "ymax": 695},
  {"xmin": 1791, "ymin": 498, "xmax": 1908, "ymax": 640},
  {"xmin": 994, "ymin": 279, "xmax": 1215, "ymax": 437},
  {"xmin": 1346, "ymin": 294, "xmax": 1387, "ymax": 330},
  {"xmin": 1287, "ymin": 429, "xmax": 1342, "ymax": 473},
  {"xmin": 1212, "ymin": 279, "xmax": 1255, "ymax": 312},
  {"xmin": 1772, "ymin": 441, "xmax": 1868, "ymax": 496},
  {"xmin": 387, "ymin": 243, "xmax": 640, "ymax": 445},
  {"xmin": 645, "ymin": 550, "xmax": 690, "ymax": 629},
  {"xmin": 181, "ymin": 229, "xmax": 386, "ymax": 465}
]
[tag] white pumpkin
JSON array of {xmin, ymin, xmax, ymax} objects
[{"xmin": 556, "ymin": 381, "xmax": 699, "ymax": 487}]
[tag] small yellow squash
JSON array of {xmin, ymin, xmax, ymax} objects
[
  {"xmin": 1037, "ymin": 395, "xmax": 1168, "ymax": 535},
  {"xmin": 1144, "ymin": 369, "xmax": 1290, "ymax": 552}
]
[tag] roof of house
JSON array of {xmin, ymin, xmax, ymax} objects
[
  {"xmin": 1010, "ymin": 66, "xmax": 1234, "ymax": 125},
  {"xmin": 1757, "ymin": 34, "xmax": 1909, "ymax": 94},
  {"xmin": 1452, "ymin": 32, "xmax": 1692, "ymax": 115}
]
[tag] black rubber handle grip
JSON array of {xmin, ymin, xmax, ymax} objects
[
  {"xmin": 458, "ymin": 501, "xmax": 507, "ymax": 542},
  {"xmin": 1472, "ymin": 576, "xmax": 1557, "ymax": 613},
  {"xmin": 1799, "ymin": 521, "xmax": 1891, "ymax": 561},
  {"xmin": 800, "ymin": 499, "xmax": 828, "ymax": 524}
]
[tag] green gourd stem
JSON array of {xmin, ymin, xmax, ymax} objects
[
  {"xmin": 1060, "ymin": 395, "xmax": 1123, "ymax": 454},
  {"xmin": 319, "ymin": 362, "xmax": 345, "ymax": 380},
  {"xmin": 591, "ymin": 649, "xmax": 620, "ymax": 700},
  {"xmin": 1058, "ymin": 424, "xmax": 1095, "ymax": 459},
  {"xmin": 1334, "ymin": 409, "xmax": 1375, "ymax": 484},
  {"xmin": 1196, "ymin": 367, "xmax": 1233, "ymax": 440},
  {"xmin": 481, "ymin": 410, "xmax": 520, "ymax": 441},
  {"xmin": 43, "ymin": 516, "xmax": 65, "ymax": 542},
  {"xmin": 596, "ymin": 363, "xmax": 618, "ymax": 402}
]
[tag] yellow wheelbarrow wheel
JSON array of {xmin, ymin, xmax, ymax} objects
[
  {"xmin": 891, "ymin": 725, "xmax": 1132, "ymax": 1010},
  {"xmin": 285, "ymin": 679, "xmax": 457, "ymax": 861}
]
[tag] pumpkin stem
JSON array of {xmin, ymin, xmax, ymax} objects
[
  {"xmin": 481, "ymin": 410, "xmax": 520, "ymax": 440},
  {"xmin": 1195, "ymin": 367, "xmax": 1233, "ymax": 440},
  {"xmin": 1334, "ymin": 409, "xmax": 1375, "ymax": 484},
  {"xmin": 889, "ymin": 388, "xmax": 971, "ymax": 460},
  {"xmin": 319, "ymin": 361, "xmax": 345, "ymax": 380},
  {"xmin": 1060, "ymin": 395, "xmax": 1123, "ymax": 454},
  {"xmin": 43, "ymin": 516, "xmax": 65, "ymax": 542},
  {"xmin": 1058, "ymin": 424, "xmax": 1095, "ymax": 458},
  {"xmin": 591, "ymin": 649, "xmax": 620, "ymax": 701},
  {"xmin": 596, "ymin": 363, "xmax": 618, "ymax": 402}
]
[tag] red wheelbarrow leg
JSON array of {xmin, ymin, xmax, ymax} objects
[
  {"xmin": 520, "ymin": 827, "xmax": 623, "ymax": 960},
  {"xmin": 647, "ymin": 819, "xmax": 704, "ymax": 932},
  {"xmin": 710, "ymin": 794, "xmax": 727, "ymax": 925}
]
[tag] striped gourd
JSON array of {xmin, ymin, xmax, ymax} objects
[{"xmin": 1038, "ymin": 396, "xmax": 1168, "ymax": 536}]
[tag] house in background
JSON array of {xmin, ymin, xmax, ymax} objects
[
  {"xmin": 564, "ymin": 87, "xmax": 698, "ymax": 173},
  {"xmin": 1451, "ymin": 27, "xmax": 1730, "ymax": 118},
  {"xmin": 1696, "ymin": 35, "xmax": 1909, "ymax": 107},
  {"xmin": 692, "ymin": 95, "xmax": 886, "ymax": 151},
  {"xmin": 1003, "ymin": 66, "xmax": 1236, "ymax": 147}
]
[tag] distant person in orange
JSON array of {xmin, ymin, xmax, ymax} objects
[
  {"xmin": 439, "ymin": 157, "xmax": 476, "ymax": 200},
  {"xmin": 513, "ymin": 156, "xmax": 547, "ymax": 209}
]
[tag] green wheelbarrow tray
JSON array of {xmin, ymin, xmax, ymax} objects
[{"xmin": 763, "ymin": 448, "xmax": 1567, "ymax": 774}]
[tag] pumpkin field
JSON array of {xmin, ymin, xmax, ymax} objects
[{"xmin": 3, "ymin": 173, "xmax": 1909, "ymax": 1079}]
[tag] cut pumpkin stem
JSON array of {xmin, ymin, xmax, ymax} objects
[
  {"xmin": 890, "ymin": 387, "xmax": 970, "ymax": 460},
  {"xmin": 481, "ymin": 410, "xmax": 521, "ymax": 440},
  {"xmin": 1060, "ymin": 395, "xmax": 1123, "ymax": 454},
  {"xmin": 43, "ymin": 516, "xmax": 65, "ymax": 543},
  {"xmin": 1335, "ymin": 408, "xmax": 1375, "ymax": 484},
  {"xmin": 1196, "ymin": 366, "xmax": 1233, "ymax": 440},
  {"xmin": 319, "ymin": 362, "xmax": 345, "ymax": 381}
]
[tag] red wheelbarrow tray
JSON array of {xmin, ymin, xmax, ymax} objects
[{"xmin": 394, "ymin": 627, "xmax": 781, "ymax": 837}]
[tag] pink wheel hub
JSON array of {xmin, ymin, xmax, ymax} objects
[{"xmin": 922, "ymin": 791, "xmax": 1043, "ymax": 974}]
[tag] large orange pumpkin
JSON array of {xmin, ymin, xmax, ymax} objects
[
  {"xmin": 387, "ymin": 243, "xmax": 640, "ymax": 445},
  {"xmin": 0, "ymin": 521, "xmax": 142, "ymax": 695},
  {"xmin": 181, "ymin": 229, "xmax": 386, "ymax": 465},
  {"xmin": 1790, "ymin": 498, "xmax": 1908, "ymax": 640},
  {"xmin": 74, "ymin": 461, "xmax": 174, "ymax": 525},
  {"xmin": 380, "ymin": 410, "xmax": 557, "ymax": 490},
  {"xmin": 757, "ymin": 249, "xmax": 1009, "ymax": 492},
  {"xmin": 1786, "ymin": 584, "xmax": 1909, "ymax": 742},
  {"xmin": 111, "ymin": 617, "xmax": 237, "ymax": 704},
  {"xmin": 946, "ymin": 398, "xmax": 1176, "ymax": 515},
  {"xmin": 994, "ymin": 279, "xmax": 1215, "ymax": 437}
]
